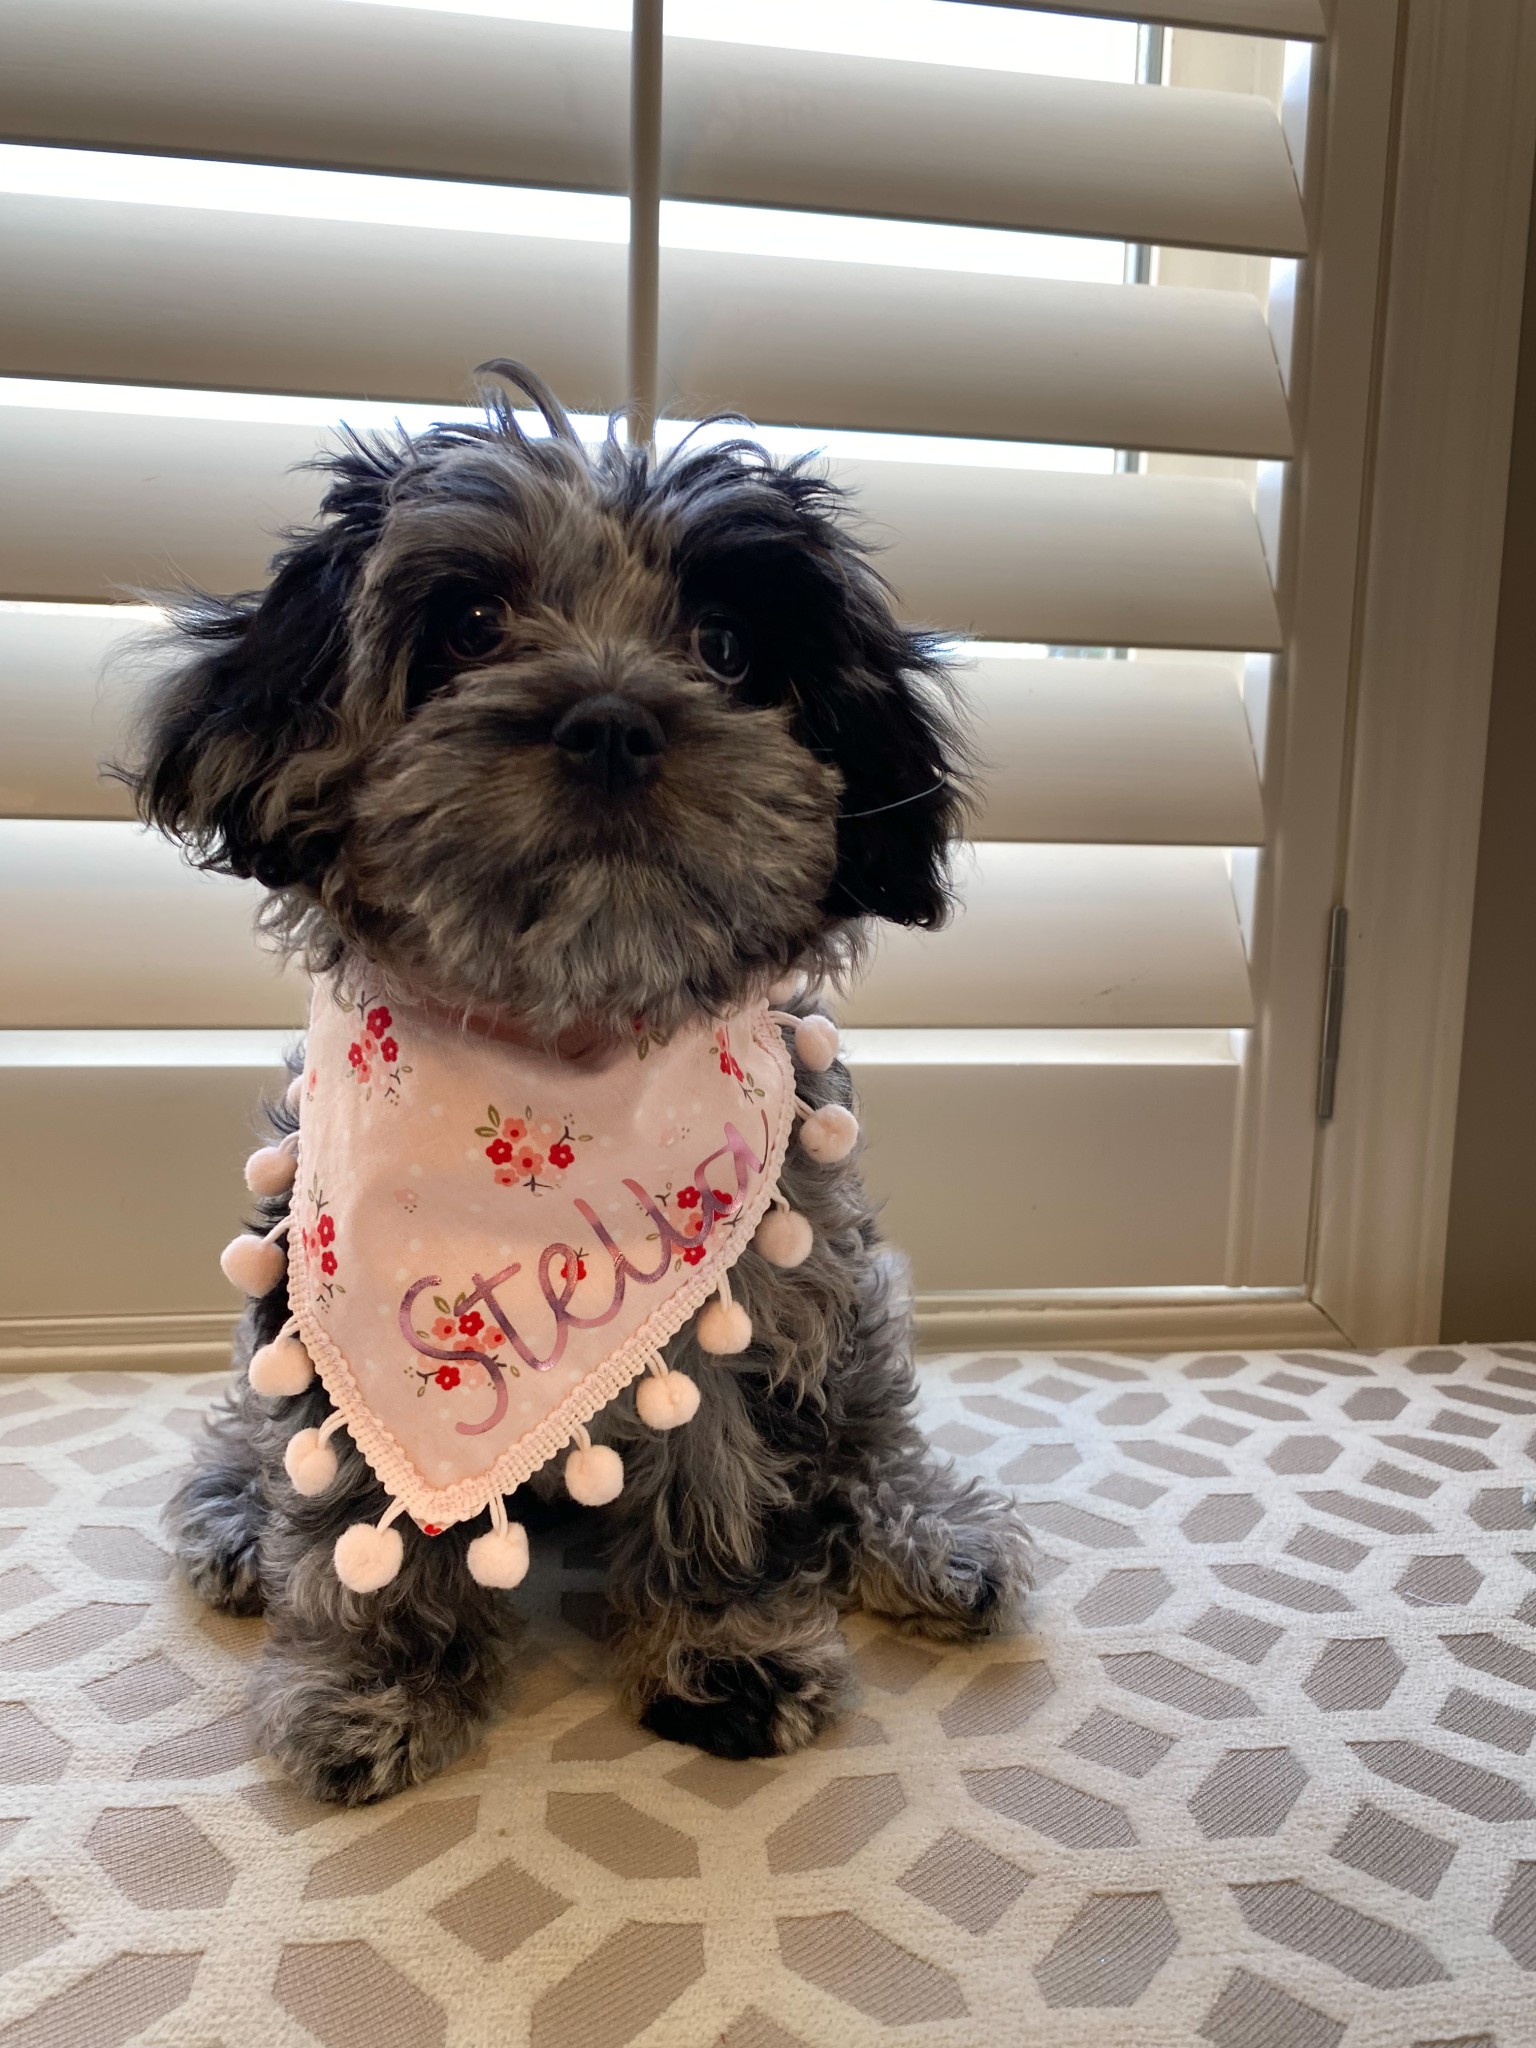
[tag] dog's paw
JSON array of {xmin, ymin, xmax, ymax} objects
[
  {"xmin": 640, "ymin": 1653, "xmax": 849, "ymax": 1759},
  {"xmin": 252, "ymin": 1669, "xmax": 480, "ymax": 1807},
  {"xmin": 901, "ymin": 1518, "xmax": 1036, "ymax": 1643},
  {"xmin": 921, "ymin": 1529, "xmax": 1034, "ymax": 1640},
  {"xmin": 166, "ymin": 1467, "xmax": 267, "ymax": 1616},
  {"xmin": 851, "ymin": 1490, "xmax": 1036, "ymax": 1644},
  {"xmin": 180, "ymin": 1543, "xmax": 265, "ymax": 1618}
]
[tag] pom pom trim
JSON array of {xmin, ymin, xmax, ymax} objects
[
  {"xmin": 753, "ymin": 1200, "xmax": 814, "ymax": 1268},
  {"xmin": 564, "ymin": 1424, "xmax": 625, "ymax": 1505},
  {"xmin": 333, "ymin": 1497, "xmax": 407, "ymax": 1593},
  {"xmin": 466, "ymin": 1496, "xmax": 530, "ymax": 1587},
  {"xmin": 635, "ymin": 1359, "xmax": 701, "ymax": 1429}
]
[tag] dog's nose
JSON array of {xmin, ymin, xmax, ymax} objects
[{"xmin": 550, "ymin": 695, "xmax": 665, "ymax": 794}]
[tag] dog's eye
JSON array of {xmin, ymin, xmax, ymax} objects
[
  {"xmin": 446, "ymin": 598, "xmax": 511, "ymax": 665},
  {"xmin": 692, "ymin": 615, "xmax": 748, "ymax": 683}
]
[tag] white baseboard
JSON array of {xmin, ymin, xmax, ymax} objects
[
  {"xmin": 912, "ymin": 1288, "xmax": 1349, "ymax": 1353},
  {"xmin": 1, "ymin": 1291, "xmax": 1349, "ymax": 1375},
  {"xmin": 0, "ymin": 1312, "xmax": 239, "ymax": 1374}
]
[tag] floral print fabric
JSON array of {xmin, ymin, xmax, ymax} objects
[{"xmin": 286, "ymin": 980, "xmax": 795, "ymax": 1529}]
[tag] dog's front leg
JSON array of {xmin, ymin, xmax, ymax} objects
[
  {"xmin": 832, "ymin": 1258, "xmax": 1036, "ymax": 1643},
  {"xmin": 166, "ymin": 1379, "xmax": 271, "ymax": 1617},
  {"xmin": 604, "ymin": 1377, "xmax": 857, "ymax": 1759},
  {"xmin": 249, "ymin": 1479, "xmax": 520, "ymax": 1807}
]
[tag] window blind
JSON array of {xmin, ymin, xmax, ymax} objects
[{"xmin": 0, "ymin": 0, "xmax": 1337, "ymax": 1324}]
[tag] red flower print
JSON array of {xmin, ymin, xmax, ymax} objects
[
  {"xmin": 500, "ymin": 1116, "xmax": 527, "ymax": 1142},
  {"xmin": 431, "ymin": 1316, "xmax": 456, "ymax": 1343},
  {"xmin": 367, "ymin": 1006, "xmax": 392, "ymax": 1037},
  {"xmin": 320, "ymin": 1250, "xmax": 338, "ymax": 1276},
  {"xmin": 559, "ymin": 1256, "xmax": 589, "ymax": 1284},
  {"xmin": 485, "ymin": 1138, "xmax": 514, "ymax": 1164},
  {"xmin": 682, "ymin": 1244, "xmax": 706, "ymax": 1265},
  {"xmin": 493, "ymin": 1166, "xmax": 517, "ymax": 1187},
  {"xmin": 422, "ymin": 1523, "xmax": 444, "ymax": 1536},
  {"xmin": 434, "ymin": 1364, "xmax": 461, "ymax": 1390},
  {"xmin": 718, "ymin": 1050, "xmax": 731, "ymax": 1073},
  {"xmin": 486, "ymin": 1328, "xmax": 505, "ymax": 1347},
  {"xmin": 348, "ymin": 1042, "xmax": 365, "ymax": 1068},
  {"xmin": 514, "ymin": 1146, "xmax": 544, "ymax": 1176},
  {"xmin": 379, "ymin": 1037, "xmax": 398, "ymax": 1063},
  {"xmin": 317, "ymin": 1213, "xmax": 335, "ymax": 1246},
  {"xmin": 712, "ymin": 1189, "xmax": 733, "ymax": 1210},
  {"xmin": 730, "ymin": 1057, "xmax": 743, "ymax": 1080},
  {"xmin": 686, "ymin": 1214, "xmax": 704, "ymax": 1237},
  {"xmin": 457, "ymin": 1310, "xmax": 484, "ymax": 1336},
  {"xmin": 676, "ymin": 1185, "xmax": 700, "ymax": 1209},
  {"xmin": 548, "ymin": 1140, "xmax": 575, "ymax": 1170}
]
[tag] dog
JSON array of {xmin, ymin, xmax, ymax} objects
[{"xmin": 126, "ymin": 362, "xmax": 1033, "ymax": 1806}]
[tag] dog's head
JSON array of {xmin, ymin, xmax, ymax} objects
[{"xmin": 127, "ymin": 363, "xmax": 966, "ymax": 1041}]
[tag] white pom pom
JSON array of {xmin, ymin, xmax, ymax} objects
[
  {"xmin": 249, "ymin": 1333, "xmax": 314, "ymax": 1397},
  {"xmin": 754, "ymin": 1207, "xmax": 814, "ymax": 1268},
  {"xmin": 466, "ymin": 1522, "xmax": 530, "ymax": 1588},
  {"xmin": 636, "ymin": 1371, "xmax": 701, "ymax": 1430},
  {"xmin": 220, "ymin": 1233, "xmax": 286, "ymax": 1296},
  {"xmin": 244, "ymin": 1145, "xmax": 297, "ymax": 1196},
  {"xmin": 696, "ymin": 1297, "xmax": 753, "ymax": 1354},
  {"xmin": 565, "ymin": 1441, "xmax": 625, "ymax": 1505},
  {"xmin": 799, "ymin": 1102, "xmax": 859, "ymax": 1163},
  {"xmin": 333, "ymin": 1520, "xmax": 403, "ymax": 1593},
  {"xmin": 793, "ymin": 1013, "xmax": 839, "ymax": 1072},
  {"xmin": 284, "ymin": 1425, "xmax": 338, "ymax": 1495},
  {"xmin": 284, "ymin": 1074, "xmax": 303, "ymax": 1113}
]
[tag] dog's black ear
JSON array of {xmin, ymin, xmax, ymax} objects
[
  {"xmin": 816, "ymin": 571, "xmax": 969, "ymax": 931},
  {"xmin": 123, "ymin": 441, "xmax": 391, "ymax": 887},
  {"xmin": 823, "ymin": 645, "xmax": 966, "ymax": 929}
]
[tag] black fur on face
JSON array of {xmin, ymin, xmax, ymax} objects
[{"xmin": 125, "ymin": 363, "xmax": 968, "ymax": 1041}]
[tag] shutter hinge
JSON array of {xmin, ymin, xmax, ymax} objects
[{"xmin": 1316, "ymin": 905, "xmax": 1348, "ymax": 1122}]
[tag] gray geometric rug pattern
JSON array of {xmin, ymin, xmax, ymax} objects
[{"xmin": 0, "ymin": 1344, "xmax": 1533, "ymax": 2046}]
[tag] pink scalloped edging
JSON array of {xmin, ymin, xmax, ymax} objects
[{"xmin": 285, "ymin": 1007, "xmax": 797, "ymax": 1527}]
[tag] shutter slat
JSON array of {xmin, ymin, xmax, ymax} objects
[
  {"xmin": 665, "ymin": 256, "xmax": 1292, "ymax": 456},
  {"xmin": 661, "ymin": 47, "xmax": 1305, "ymax": 256},
  {"xmin": 978, "ymin": 0, "xmax": 1324, "ymax": 36},
  {"xmin": 0, "ymin": 826, "xmax": 1251, "ymax": 1032},
  {"xmin": 846, "ymin": 843, "xmax": 1253, "ymax": 1028},
  {"xmin": 0, "ymin": 193, "xmax": 1293, "ymax": 458},
  {"xmin": 0, "ymin": 4, "xmax": 1306, "ymax": 254},
  {"xmin": 0, "ymin": 194, "xmax": 627, "ymax": 419},
  {"xmin": 853, "ymin": 1051, "xmax": 1239, "ymax": 1288},
  {"xmin": 844, "ymin": 462, "xmax": 1281, "ymax": 650},
  {"xmin": 0, "ymin": 823, "xmax": 301, "ymax": 1029},
  {"xmin": 0, "ymin": 605, "xmax": 147, "ymax": 820},
  {"xmin": 0, "ymin": 7, "xmax": 632, "ymax": 197},
  {"xmin": 0, "ymin": 400, "xmax": 1281, "ymax": 651},
  {"xmin": 966, "ymin": 657, "xmax": 1265, "ymax": 845}
]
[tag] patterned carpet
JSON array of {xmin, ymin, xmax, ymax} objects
[{"xmin": 0, "ymin": 1345, "xmax": 1534, "ymax": 2047}]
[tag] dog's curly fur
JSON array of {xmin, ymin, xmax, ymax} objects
[{"xmin": 127, "ymin": 363, "xmax": 1033, "ymax": 1804}]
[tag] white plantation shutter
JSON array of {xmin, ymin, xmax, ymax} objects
[{"xmin": 0, "ymin": 0, "xmax": 1400, "ymax": 1348}]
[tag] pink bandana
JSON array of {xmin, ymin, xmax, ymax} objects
[{"xmin": 220, "ymin": 977, "xmax": 857, "ymax": 1593}]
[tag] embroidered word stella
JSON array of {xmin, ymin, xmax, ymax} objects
[{"xmin": 398, "ymin": 1114, "xmax": 771, "ymax": 1435}]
